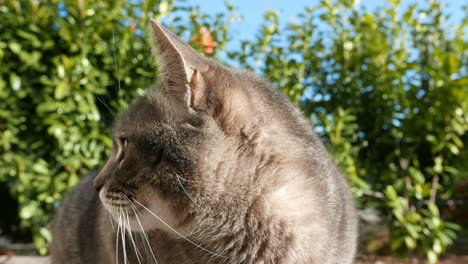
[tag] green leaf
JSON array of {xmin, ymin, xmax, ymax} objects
[
  {"xmin": 433, "ymin": 157, "xmax": 443, "ymax": 174},
  {"xmin": 428, "ymin": 203, "xmax": 440, "ymax": 217},
  {"xmin": 54, "ymin": 82, "xmax": 70, "ymax": 100},
  {"xmin": 447, "ymin": 143, "xmax": 460, "ymax": 155},
  {"xmin": 8, "ymin": 41, "xmax": 21, "ymax": 53},
  {"xmin": 9, "ymin": 73, "xmax": 21, "ymax": 91},
  {"xmin": 427, "ymin": 250, "xmax": 438, "ymax": 264},
  {"xmin": 159, "ymin": 1, "xmax": 170, "ymax": 16},
  {"xmin": 20, "ymin": 203, "xmax": 36, "ymax": 220},
  {"xmin": 433, "ymin": 239, "xmax": 442, "ymax": 254},
  {"xmin": 404, "ymin": 236, "xmax": 416, "ymax": 249},
  {"xmin": 385, "ymin": 185, "xmax": 398, "ymax": 200}
]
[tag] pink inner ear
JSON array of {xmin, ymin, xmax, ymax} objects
[{"xmin": 189, "ymin": 69, "xmax": 207, "ymax": 111}]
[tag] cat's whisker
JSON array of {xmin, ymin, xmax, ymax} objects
[
  {"xmin": 112, "ymin": 24, "xmax": 122, "ymax": 98},
  {"xmin": 124, "ymin": 208, "xmax": 143, "ymax": 264},
  {"xmin": 132, "ymin": 199, "xmax": 227, "ymax": 259},
  {"xmin": 174, "ymin": 173, "xmax": 199, "ymax": 183},
  {"xmin": 118, "ymin": 208, "xmax": 129, "ymax": 264},
  {"xmin": 115, "ymin": 207, "xmax": 121, "ymax": 264},
  {"xmin": 107, "ymin": 208, "xmax": 115, "ymax": 231},
  {"xmin": 96, "ymin": 95, "xmax": 117, "ymax": 119},
  {"xmin": 184, "ymin": 219, "xmax": 206, "ymax": 238},
  {"xmin": 175, "ymin": 173, "xmax": 199, "ymax": 207},
  {"xmin": 128, "ymin": 200, "xmax": 159, "ymax": 264}
]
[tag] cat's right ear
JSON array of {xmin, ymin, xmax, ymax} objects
[{"xmin": 150, "ymin": 19, "xmax": 209, "ymax": 111}]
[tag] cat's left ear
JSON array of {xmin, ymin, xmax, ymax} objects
[{"xmin": 150, "ymin": 19, "xmax": 208, "ymax": 110}]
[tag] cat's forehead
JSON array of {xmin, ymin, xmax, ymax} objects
[{"xmin": 112, "ymin": 95, "xmax": 169, "ymax": 138}]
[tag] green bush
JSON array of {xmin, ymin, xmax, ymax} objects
[{"xmin": 0, "ymin": 0, "xmax": 466, "ymax": 261}]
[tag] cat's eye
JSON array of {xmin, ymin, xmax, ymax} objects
[
  {"xmin": 122, "ymin": 138, "xmax": 128, "ymax": 151},
  {"xmin": 115, "ymin": 137, "xmax": 128, "ymax": 162}
]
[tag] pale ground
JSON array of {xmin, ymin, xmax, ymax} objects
[{"xmin": 0, "ymin": 256, "xmax": 48, "ymax": 264}]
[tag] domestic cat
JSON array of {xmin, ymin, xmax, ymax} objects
[{"xmin": 50, "ymin": 20, "xmax": 357, "ymax": 264}]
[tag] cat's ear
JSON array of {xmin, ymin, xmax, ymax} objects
[
  {"xmin": 150, "ymin": 20, "xmax": 253, "ymax": 133},
  {"xmin": 150, "ymin": 19, "xmax": 208, "ymax": 110}
]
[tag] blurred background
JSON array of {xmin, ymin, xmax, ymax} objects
[{"xmin": 0, "ymin": 0, "xmax": 466, "ymax": 263}]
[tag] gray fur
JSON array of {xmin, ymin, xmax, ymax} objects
[{"xmin": 50, "ymin": 20, "xmax": 357, "ymax": 264}]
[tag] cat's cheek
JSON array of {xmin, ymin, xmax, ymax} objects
[{"xmin": 131, "ymin": 188, "xmax": 182, "ymax": 235}]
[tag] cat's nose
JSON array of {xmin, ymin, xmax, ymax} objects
[
  {"xmin": 94, "ymin": 160, "xmax": 112, "ymax": 193},
  {"xmin": 93, "ymin": 181, "xmax": 103, "ymax": 193}
]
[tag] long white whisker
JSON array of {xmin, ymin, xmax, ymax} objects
[
  {"xmin": 133, "ymin": 199, "xmax": 226, "ymax": 259},
  {"xmin": 174, "ymin": 173, "xmax": 199, "ymax": 183},
  {"xmin": 124, "ymin": 208, "xmax": 143, "ymax": 264},
  {"xmin": 175, "ymin": 173, "xmax": 199, "ymax": 206},
  {"xmin": 128, "ymin": 202, "xmax": 159, "ymax": 264},
  {"xmin": 112, "ymin": 24, "xmax": 122, "ymax": 96},
  {"xmin": 96, "ymin": 95, "xmax": 117, "ymax": 119},
  {"xmin": 108, "ymin": 209, "xmax": 115, "ymax": 231},
  {"xmin": 115, "ymin": 206, "xmax": 120, "ymax": 264},
  {"xmin": 119, "ymin": 208, "xmax": 128, "ymax": 264}
]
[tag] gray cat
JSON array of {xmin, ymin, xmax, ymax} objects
[{"xmin": 50, "ymin": 20, "xmax": 357, "ymax": 264}]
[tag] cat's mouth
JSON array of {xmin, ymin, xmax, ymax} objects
[
  {"xmin": 98, "ymin": 187, "xmax": 138, "ymax": 216},
  {"xmin": 106, "ymin": 199, "xmax": 134, "ymax": 209},
  {"xmin": 102, "ymin": 197, "xmax": 144, "ymax": 225},
  {"xmin": 105, "ymin": 192, "xmax": 134, "ymax": 204},
  {"xmin": 98, "ymin": 185, "xmax": 182, "ymax": 234},
  {"xmin": 100, "ymin": 190, "xmax": 159, "ymax": 233}
]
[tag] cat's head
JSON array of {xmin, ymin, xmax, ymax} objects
[{"xmin": 93, "ymin": 20, "xmax": 264, "ymax": 234}]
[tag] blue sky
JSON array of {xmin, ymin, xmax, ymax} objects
[{"xmin": 188, "ymin": 0, "xmax": 466, "ymax": 41}]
